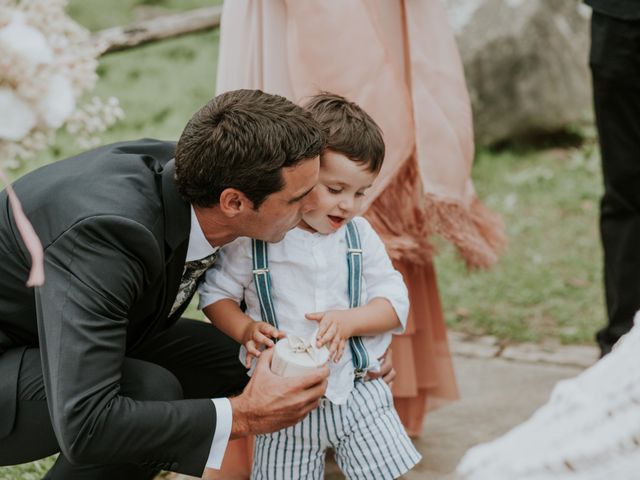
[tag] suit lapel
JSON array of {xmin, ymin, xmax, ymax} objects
[
  {"xmin": 162, "ymin": 160, "xmax": 190, "ymax": 254},
  {"xmin": 160, "ymin": 160, "xmax": 190, "ymax": 324},
  {"xmin": 127, "ymin": 157, "xmax": 191, "ymax": 351}
]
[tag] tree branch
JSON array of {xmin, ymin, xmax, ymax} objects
[{"xmin": 92, "ymin": 6, "xmax": 222, "ymax": 55}]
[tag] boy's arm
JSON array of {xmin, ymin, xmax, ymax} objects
[
  {"xmin": 203, "ymin": 299, "xmax": 254, "ymax": 344},
  {"xmin": 198, "ymin": 238, "xmax": 254, "ymax": 344},
  {"xmin": 355, "ymin": 217, "xmax": 410, "ymax": 333},
  {"xmin": 199, "ymin": 240, "xmax": 283, "ymax": 366},
  {"xmin": 306, "ymin": 298, "xmax": 400, "ymax": 339},
  {"xmin": 339, "ymin": 297, "xmax": 401, "ymax": 336},
  {"xmin": 204, "ymin": 299, "xmax": 283, "ymax": 368}
]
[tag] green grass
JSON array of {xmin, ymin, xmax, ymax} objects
[
  {"xmin": 0, "ymin": 459, "xmax": 55, "ymax": 480},
  {"xmin": 435, "ymin": 141, "xmax": 605, "ymax": 344}
]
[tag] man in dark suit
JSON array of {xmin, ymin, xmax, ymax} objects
[
  {"xmin": 0, "ymin": 89, "xmax": 329, "ymax": 478},
  {"xmin": 586, "ymin": 1, "xmax": 640, "ymax": 355}
]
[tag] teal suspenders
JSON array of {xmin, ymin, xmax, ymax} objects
[
  {"xmin": 251, "ymin": 220, "xmax": 369, "ymax": 373},
  {"xmin": 345, "ymin": 221, "xmax": 369, "ymax": 376},
  {"xmin": 252, "ymin": 238, "xmax": 279, "ymax": 329}
]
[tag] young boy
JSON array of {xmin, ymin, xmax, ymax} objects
[{"xmin": 199, "ymin": 93, "xmax": 421, "ymax": 479}]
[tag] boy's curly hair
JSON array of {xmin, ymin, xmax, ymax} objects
[{"xmin": 304, "ymin": 92, "xmax": 384, "ymax": 172}]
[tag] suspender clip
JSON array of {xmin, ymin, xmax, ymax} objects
[
  {"xmin": 354, "ymin": 368, "xmax": 367, "ymax": 379},
  {"xmin": 347, "ymin": 248, "xmax": 363, "ymax": 254},
  {"xmin": 252, "ymin": 268, "xmax": 269, "ymax": 274}
]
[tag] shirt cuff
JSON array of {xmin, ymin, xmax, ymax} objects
[{"xmin": 205, "ymin": 398, "xmax": 232, "ymax": 470}]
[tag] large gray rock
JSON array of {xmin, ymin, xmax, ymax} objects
[{"xmin": 445, "ymin": 0, "xmax": 592, "ymax": 145}]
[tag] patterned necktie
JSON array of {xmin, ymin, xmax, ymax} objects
[{"xmin": 170, "ymin": 250, "xmax": 219, "ymax": 316}]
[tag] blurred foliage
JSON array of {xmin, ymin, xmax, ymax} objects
[{"xmin": 15, "ymin": 20, "xmax": 219, "ymax": 175}]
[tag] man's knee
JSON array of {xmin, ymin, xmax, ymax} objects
[{"xmin": 120, "ymin": 359, "xmax": 183, "ymax": 401}]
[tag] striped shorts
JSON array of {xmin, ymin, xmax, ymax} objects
[{"xmin": 251, "ymin": 378, "xmax": 421, "ymax": 479}]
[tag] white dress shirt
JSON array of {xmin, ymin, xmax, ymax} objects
[
  {"xmin": 186, "ymin": 207, "xmax": 231, "ymax": 471},
  {"xmin": 198, "ymin": 216, "xmax": 409, "ymax": 404}
]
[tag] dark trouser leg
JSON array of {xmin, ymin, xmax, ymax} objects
[
  {"xmin": 0, "ymin": 348, "xmax": 62, "ymax": 466},
  {"xmin": 129, "ymin": 318, "xmax": 249, "ymax": 399},
  {"xmin": 590, "ymin": 12, "xmax": 640, "ymax": 355},
  {"xmin": 0, "ymin": 349, "xmax": 177, "ymax": 479},
  {"xmin": 0, "ymin": 319, "xmax": 247, "ymax": 478}
]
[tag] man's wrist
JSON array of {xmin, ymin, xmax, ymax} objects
[{"xmin": 228, "ymin": 396, "xmax": 250, "ymax": 439}]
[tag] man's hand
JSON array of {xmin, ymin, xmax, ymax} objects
[
  {"xmin": 241, "ymin": 321, "xmax": 285, "ymax": 368},
  {"xmin": 229, "ymin": 347, "xmax": 328, "ymax": 438},
  {"xmin": 305, "ymin": 310, "xmax": 350, "ymax": 362}
]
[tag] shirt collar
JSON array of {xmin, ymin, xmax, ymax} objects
[{"xmin": 186, "ymin": 206, "xmax": 218, "ymax": 262}]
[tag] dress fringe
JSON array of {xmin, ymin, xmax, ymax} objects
[{"xmin": 366, "ymin": 156, "xmax": 507, "ymax": 269}]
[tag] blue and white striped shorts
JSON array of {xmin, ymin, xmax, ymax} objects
[{"xmin": 251, "ymin": 378, "xmax": 422, "ymax": 479}]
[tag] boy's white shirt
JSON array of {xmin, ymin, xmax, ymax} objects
[{"xmin": 198, "ymin": 216, "xmax": 409, "ymax": 404}]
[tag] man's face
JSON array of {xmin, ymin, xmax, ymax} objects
[{"xmin": 244, "ymin": 156, "xmax": 320, "ymax": 242}]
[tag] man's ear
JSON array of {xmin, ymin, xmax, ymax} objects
[{"xmin": 219, "ymin": 188, "xmax": 253, "ymax": 217}]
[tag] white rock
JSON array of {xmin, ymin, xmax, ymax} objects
[{"xmin": 445, "ymin": 0, "xmax": 591, "ymax": 145}]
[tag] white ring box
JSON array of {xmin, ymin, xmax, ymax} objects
[{"xmin": 271, "ymin": 333, "xmax": 330, "ymax": 377}]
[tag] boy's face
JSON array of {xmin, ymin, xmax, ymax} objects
[{"xmin": 299, "ymin": 150, "xmax": 377, "ymax": 234}]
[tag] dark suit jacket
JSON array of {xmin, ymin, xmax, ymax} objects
[
  {"xmin": 0, "ymin": 139, "xmax": 216, "ymax": 476},
  {"xmin": 585, "ymin": 0, "xmax": 640, "ymax": 19}
]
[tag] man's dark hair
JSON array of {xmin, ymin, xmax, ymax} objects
[
  {"xmin": 304, "ymin": 92, "xmax": 385, "ymax": 173},
  {"xmin": 175, "ymin": 89, "xmax": 326, "ymax": 208}
]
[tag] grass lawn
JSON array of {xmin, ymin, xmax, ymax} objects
[
  {"xmin": 436, "ymin": 142, "xmax": 604, "ymax": 345},
  {"xmin": 1, "ymin": 0, "xmax": 606, "ymax": 477}
]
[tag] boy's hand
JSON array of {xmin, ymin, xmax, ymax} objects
[
  {"xmin": 241, "ymin": 321, "xmax": 285, "ymax": 368},
  {"xmin": 305, "ymin": 310, "xmax": 351, "ymax": 362},
  {"xmin": 365, "ymin": 348, "xmax": 396, "ymax": 387}
]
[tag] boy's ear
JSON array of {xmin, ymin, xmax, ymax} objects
[{"xmin": 219, "ymin": 188, "xmax": 253, "ymax": 217}]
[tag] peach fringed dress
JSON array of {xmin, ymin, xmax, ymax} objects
[{"xmin": 214, "ymin": 0, "xmax": 506, "ymax": 474}]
